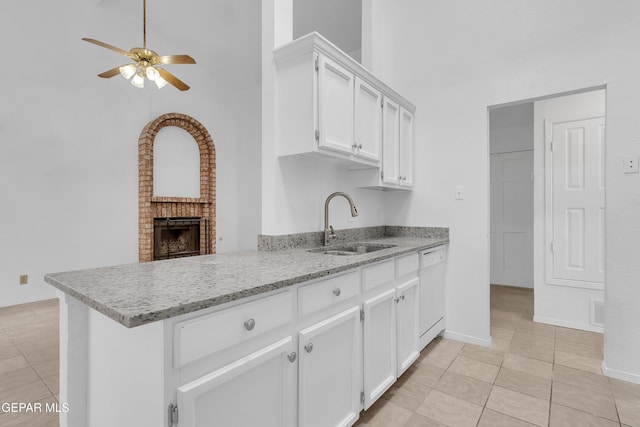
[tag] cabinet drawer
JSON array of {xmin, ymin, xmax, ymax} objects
[
  {"xmin": 174, "ymin": 291, "xmax": 292, "ymax": 368},
  {"xmin": 299, "ymin": 271, "xmax": 360, "ymax": 317},
  {"xmin": 396, "ymin": 253, "xmax": 419, "ymax": 277},
  {"xmin": 362, "ymin": 260, "xmax": 394, "ymax": 292}
]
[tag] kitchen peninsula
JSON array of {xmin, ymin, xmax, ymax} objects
[{"xmin": 45, "ymin": 226, "xmax": 448, "ymax": 427}]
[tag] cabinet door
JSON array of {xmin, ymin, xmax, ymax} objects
[
  {"xmin": 177, "ymin": 337, "xmax": 296, "ymax": 427},
  {"xmin": 317, "ymin": 54, "xmax": 355, "ymax": 155},
  {"xmin": 362, "ymin": 288, "xmax": 397, "ymax": 409},
  {"xmin": 299, "ymin": 306, "xmax": 361, "ymax": 427},
  {"xmin": 354, "ymin": 77, "xmax": 382, "ymax": 163},
  {"xmin": 396, "ymin": 277, "xmax": 420, "ymax": 375},
  {"xmin": 399, "ymin": 107, "xmax": 414, "ymax": 188},
  {"xmin": 382, "ymin": 98, "xmax": 400, "ymax": 186}
]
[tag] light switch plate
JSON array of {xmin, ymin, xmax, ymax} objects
[
  {"xmin": 623, "ymin": 156, "xmax": 639, "ymax": 173},
  {"xmin": 455, "ymin": 186, "xmax": 464, "ymax": 200}
]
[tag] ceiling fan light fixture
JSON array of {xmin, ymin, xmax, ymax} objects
[
  {"xmin": 131, "ymin": 73, "xmax": 145, "ymax": 88},
  {"xmin": 145, "ymin": 65, "xmax": 160, "ymax": 81},
  {"xmin": 154, "ymin": 75, "xmax": 169, "ymax": 89},
  {"xmin": 119, "ymin": 64, "xmax": 137, "ymax": 80}
]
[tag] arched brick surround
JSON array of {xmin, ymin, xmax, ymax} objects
[{"xmin": 138, "ymin": 113, "xmax": 216, "ymax": 262}]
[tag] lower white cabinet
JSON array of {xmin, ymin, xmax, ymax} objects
[
  {"xmin": 176, "ymin": 337, "xmax": 296, "ymax": 427},
  {"xmin": 298, "ymin": 306, "xmax": 361, "ymax": 427},
  {"xmin": 362, "ymin": 266, "xmax": 420, "ymax": 409},
  {"xmin": 396, "ymin": 277, "xmax": 420, "ymax": 375},
  {"xmin": 362, "ymin": 289, "xmax": 397, "ymax": 409}
]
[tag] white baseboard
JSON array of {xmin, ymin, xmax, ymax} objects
[
  {"xmin": 533, "ymin": 315, "xmax": 604, "ymax": 334},
  {"xmin": 443, "ymin": 330, "xmax": 492, "ymax": 348},
  {"xmin": 602, "ymin": 361, "xmax": 640, "ymax": 385}
]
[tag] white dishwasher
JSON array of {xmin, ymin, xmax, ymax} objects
[{"xmin": 418, "ymin": 245, "xmax": 447, "ymax": 349}]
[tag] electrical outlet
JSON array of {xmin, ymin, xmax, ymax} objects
[
  {"xmin": 623, "ymin": 156, "xmax": 639, "ymax": 173},
  {"xmin": 19, "ymin": 275, "xmax": 28, "ymax": 285}
]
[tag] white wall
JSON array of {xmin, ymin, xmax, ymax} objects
[
  {"xmin": 0, "ymin": 0, "xmax": 262, "ymax": 307},
  {"xmin": 533, "ymin": 90, "xmax": 605, "ymax": 332},
  {"xmin": 368, "ymin": 0, "xmax": 640, "ymax": 379}
]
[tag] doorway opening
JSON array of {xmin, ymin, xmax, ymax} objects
[{"xmin": 489, "ymin": 87, "xmax": 606, "ymax": 334}]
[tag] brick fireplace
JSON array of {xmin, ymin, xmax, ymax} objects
[{"xmin": 138, "ymin": 113, "xmax": 216, "ymax": 262}]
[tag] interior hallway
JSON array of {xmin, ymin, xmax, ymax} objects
[{"xmin": 1, "ymin": 286, "xmax": 639, "ymax": 426}]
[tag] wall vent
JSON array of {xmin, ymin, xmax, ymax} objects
[{"xmin": 590, "ymin": 299, "xmax": 605, "ymax": 328}]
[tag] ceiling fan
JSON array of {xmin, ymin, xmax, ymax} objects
[{"xmin": 83, "ymin": 0, "xmax": 196, "ymax": 91}]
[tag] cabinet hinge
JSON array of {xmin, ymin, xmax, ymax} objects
[
  {"xmin": 315, "ymin": 57, "xmax": 319, "ymax": 72},
  {"xmin": 380, "ymin": 170, "xmax": 384, "ymax": 180},
  {"xmin": 551, "ymin": 241, "xmax": 555, "ymax": 252},
  {"xmin": 381, "ymin": 98, "xmax": 384, "ymax": 108},
  {"xmin": 315, "ymin": 129, "xmax": 320, "ymax": 143},
  {"xmin": 360, "ymin": 391, "xmax": 365, "ymax": 405},
  {"xmin": 360, "ymin": 309, "xmax": 365, "ymax": 322},
  {"xmin": 168, "ymin": 403, "xmax": 178, "ymax": 427},
  {"xmin": 550, "ymin": 141, "xmax": 554, "ymax": 151}
]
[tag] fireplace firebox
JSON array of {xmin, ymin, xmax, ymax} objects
[{"xmin": 154, "ymin": 217, "xmax": 201, "ymax": 260}]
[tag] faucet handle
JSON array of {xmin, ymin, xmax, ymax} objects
[{"xmin": 329, "ymin": 225, "xmax": 336, "ymax": 238}]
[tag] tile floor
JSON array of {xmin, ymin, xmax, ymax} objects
[
  {"xmin": 356, "ymin": 285, "xmax": 640, "ymax": 427},
  {"xmin": 0, "ymin": 298, "xmax": 59, "ymax": 426},
  {"xmin": 1, "ymin": 286, "xmax": 639, "ymax": 426}
]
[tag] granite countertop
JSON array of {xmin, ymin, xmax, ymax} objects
[{"xmin": 45, "ymin": 233, "xmax": 448, "ymax": 328}]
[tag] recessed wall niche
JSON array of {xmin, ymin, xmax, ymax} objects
[
  {"xmin": 153, "ymin": 127, "xmax": 201, "ymax": 198},
  {"xmin": 138, "ymin": 113, "xmax": 216, "ymax": 262}
]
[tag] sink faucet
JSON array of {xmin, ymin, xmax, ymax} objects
[{"xmin": 324, "ymin": 192, "xmax": 358, "ymax": 246}]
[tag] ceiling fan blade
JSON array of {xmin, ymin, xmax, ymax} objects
[
  {"xmin": 82, "ymin": 38, "xmax": 133, "ymax": 58},
  {"xmin": 97, "ymin": 66, "xmax": 124, "ymax": 78},
  {"xmin": 156, "ymin": 55, "xmax": 196, "ymax": 65},
  {"xmin": 157, "ymin": 68, "xmax": 190, "ymax": 91}
]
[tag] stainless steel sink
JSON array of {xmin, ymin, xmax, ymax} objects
[{"xmin": 308, "ymin": 243, "xmax": 397, "ymax": 256}]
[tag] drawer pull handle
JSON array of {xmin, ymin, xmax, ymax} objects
[
  {"xmin": 244, "ymin": 318, "xmax": 256, "ymax": 331},
  {"xmin": 333, "ymin": 288, "xmax": 341, "ymax": 297},
  {"xmin": 287, "ymin": 352, "xmax": 297, "ymax": 363},
  {"xmin": 400, "ymin": 294, "xmax": 405, "ymax": 300},
  {"xmin": 305, "ymin": 343, "xmax": 314, "ymax": 353}
]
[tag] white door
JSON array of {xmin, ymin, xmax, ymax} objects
[
  {"xmin": 382, "ymin": 98, "xmax": 400, "ymax": 186},
  {"xmin": 176, "ymin": 337, "xmax": 296, "ymax": 427},
  {"xmin": 317, "ymin": 54, "xmax": 354, "ymax": 155},
  {"xmin": 396, "ymin": 277, "xmax": 420, "ymax": 376},
  {"xmin": 490, "ymin": 151, "xmax": 534, "ymax": 287},
  {"xmin": 362, "ymin": 288, "xmax": 396, "ymax": 409},
  {"xmin": 298, "ymin": 306, "xmax": 361, "ymax": 427},
  {"xmin": 354, "ymin": 77, "xmax": 382, "ymax": 163},
  {"xmin": 548, "ymin": 117, "xmax": 605, "ymax": 287},
  {"xmin": 399, "ymin": 108, "xmax": 414, "ymax": 187}
]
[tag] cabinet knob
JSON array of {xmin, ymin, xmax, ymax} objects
[
  {"xmin": 333, "ymin": 288, "xmax": 341, "ymax": 297},
  {"xmin": 305, "ymin": 343, "xmax": 314, "ymax": 353},
  {"xmin": 358, "ymin": 144, "xmax": 363, "ymax": 149},
  {"xmin": 244, "ymin": 318, "xmax": 256, "ymax": 331},
  {"xmin": 401, "ymin": 294, "xmax": 405, "ymax": 300},
  {"xmin": 287, "ymin": 352, "xmax": 297, "ymax": 363},
  {"xmin": 352, "ymin": 143, "xmax": 358, "ymax": 149}
]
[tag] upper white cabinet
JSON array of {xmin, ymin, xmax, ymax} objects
[
  {"xmin": 317, "ymin": 54, "xmax": 356, "ymax": 156},
  {"xmin": 274, "ymin": 32, "xmax": 414, "ymax": 170},
  {"xmin": 353, "ymin": 99, "xmax": 414, "ymax": 190},
  {"xmin": 354, "ymin": 77, "xmax": 383, "ymax": 162}
]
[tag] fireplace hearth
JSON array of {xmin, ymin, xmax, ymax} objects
[{"xmin": 154, "ymin": 217, "xmax": 202, "ymax": 260}]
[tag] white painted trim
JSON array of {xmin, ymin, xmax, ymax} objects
[
  {"xmin": 534, "ymin": 315, "xmax": 604, "ymax": 334},
  {"xmin": 602, "ymin": 361, "xmax": 640, "ymax": 385},
  {"xmin": 443, "ymin": 330, "xmax": 492, "ymax": 348}
]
